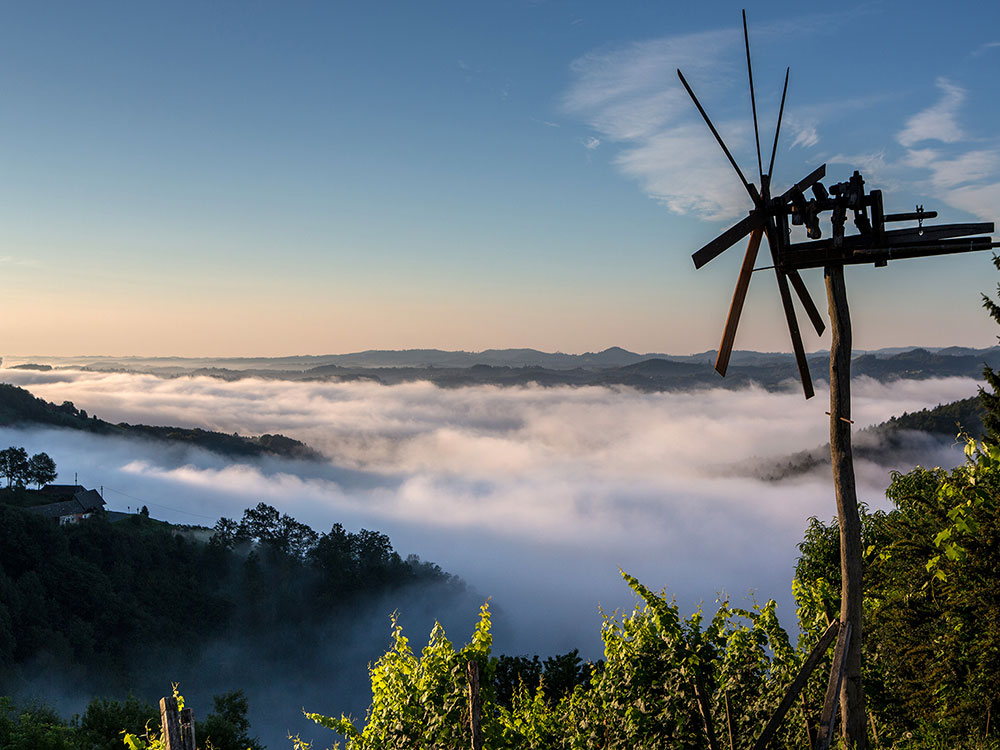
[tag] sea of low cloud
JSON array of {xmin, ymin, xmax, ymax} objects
[{"xmin": 0, "ymin": 369, "xmax": 979, "ymax": 659}]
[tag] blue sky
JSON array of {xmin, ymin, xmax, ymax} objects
[{"xmin": 0, "ymin": 0, "xmax": 997, "ymax": 356}]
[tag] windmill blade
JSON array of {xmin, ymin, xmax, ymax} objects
[
  {"xmin": 779, "ymin": 164, "xmax": 826, "ymax": 203},
  {"xmin": 677, "ymin": 68, "xmax": 760, "ymax": 206},
  {"xmin": 742, "ymin": 10, "xmax": 764, "ymax": 183},
  {"xmin": 786, "ymin": 267, "xmax": 826, "ymax": 336},
  {"xmin": 693, "ymin": 211, "xmax": 765, "ymax": 269},
  {"xmin": 774, "ymin": 269, "xmax": 815, "ymax": 399},
  {"xmin": 716, "ymin": 226, "xmax": 765, "ymax": 376},
  {"xmin": 767, "ymin": 67, "xmax": 789, "ymax": 179}
]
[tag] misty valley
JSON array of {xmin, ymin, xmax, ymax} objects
[{"xmin": 0, "ymin": 350, "xmax": 996, "ymax": 749}]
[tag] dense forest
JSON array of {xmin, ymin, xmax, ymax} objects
[
  {"xmin": 0, "ymin": 493, "xmax": 591, "ymax": 750},
  {"xmin": 0, "ymin": 492, "xmax": 477, "ymax": 749}
]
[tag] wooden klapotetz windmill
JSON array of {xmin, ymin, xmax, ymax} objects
[{"xmin": 678, "ymin": 12, "xmax": 997, "ymax": 750}]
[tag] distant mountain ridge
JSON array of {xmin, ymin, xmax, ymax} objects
[{"xmin": 6, "ymin": 344, "xmax": 999, "ymax": 373}]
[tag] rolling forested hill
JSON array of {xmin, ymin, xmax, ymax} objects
[{"xmin": 0, "ymin": 383, "xmax": 321, "ymax": 460}]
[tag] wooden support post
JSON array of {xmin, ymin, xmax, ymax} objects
[
  {"xmin": 159, "ymin": 697, "xmax": 183, "ymax": 750},
  {"xmin": 724, "ymin": 689, "xmax": 736, "ymax": 750},
  {"xmin": 750, "ymin": 619, "xmax": 839, "ymax": 750},
  {"xmin": 180, "ymin": 707, "xmax": 196, "ymax": 750},
  {"xmin": 467, "ymin": 660, "xmax": 483, "ymax": 750},
  {"xmin": 825, "ymin": 264, "xmax": 866, "ymax": 750},
  {"xmin": 694, "ymin": 671, "xmax": 721, "ymax": 750},
  {"xmin": 801, "ymin": 693, "xmax": 817, "ymax": 750},
  {"xmin": 815, "ymin": 622, "xmax": 851, "ymax": 750}
]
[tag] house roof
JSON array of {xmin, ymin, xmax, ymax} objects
[
  {"xmin": 39, "ymin": 484, "xmax": 88, "ymax": 498},
  {"xmin": 28, "ymin": 485, "xmax": 106, "ymax": 518},
  {"xmin": 29, "ymin": 499, "xmax": 85, "ymax": 518}
]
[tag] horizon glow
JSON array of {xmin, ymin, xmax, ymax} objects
[{"xmin": 0, "ymin": 1, "xmax": 997, "ymax": 356}]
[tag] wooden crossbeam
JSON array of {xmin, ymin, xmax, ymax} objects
[
  {"xmin": 785, "ymin": 222, "xmax": 993, "ymax": 256},
  {"xmin": 784, "ymin": 236, "xmax": 996, "ymax": 271}
]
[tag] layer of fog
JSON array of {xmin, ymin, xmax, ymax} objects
[
  {"xmin": 0, "ymin": 371, "xmax": 978, "ymax": 742},
  {"xmin": 3, "ymin": 369, "xmax": 978, "ymax": 637}
]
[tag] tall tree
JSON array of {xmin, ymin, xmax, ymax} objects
[
  {"xmin": 981, "ymin": 254, "xmax": 1000, "ymax": 443},
  {"xmin": 26, "ymin": 452, "xmax": 57, "ymax": 488},
  {"xmin": 0, "ymin": 447, "xmax": 29, "ymax": 488}
]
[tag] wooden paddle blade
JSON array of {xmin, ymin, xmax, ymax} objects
[
  {"xmin": 742, "ymin": 10, "xmax": 764, "ymax": 183},
  {"xmin": 779, "ymin": 164, "xmax": 826, "ymax": 203},
  {"xmin": 775, "ymin": 269, "xmax": 814, "ymax": 399},
  {"xmin": 786, "ymin": 267, "xmax": 826, "ymax": 336},
  {"xmin": 716, "ymin": 226, "xmax": 765, "ymax": 376},
  {"xmin": 677, "ymin": 68, "xmax": 758, "ymax": 204},
  {"xmin": 767, "ymin": 67, "xmax": 789, "ymax": 179},
  {"xmin": 693, "ymin": 212, "xmax": 764, "ymax": 269}
]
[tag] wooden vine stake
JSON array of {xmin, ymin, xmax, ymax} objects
[
  {"xmin": 693, "ymin": 671, "xmax": 722, "ymax": 750},
  {"xmin": 468, "ymin": 660, "xmax": 483, "ymax": 750},
  {"xmin": 159, "ymin": 696, "xmax": 196, "ymax": 750}
]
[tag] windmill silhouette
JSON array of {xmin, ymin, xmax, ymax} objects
[
  {"xmin": 676, "ymin": 12, "xmax": 996, "ymax": 750},
  {"xmin": 678, "ymin": 12, "xmax": 995, "ymax": 401}
]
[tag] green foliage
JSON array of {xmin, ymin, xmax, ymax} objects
[
  {"xmin": 0, "ymin": 688, "xmax": 263, "ymax": 750},
  {"xmin": 0, "ymin": 447, "xmax": 29, "ymax": 488},
  {"xmin": 76, "ymin": 695, "xmax": 158, "ymax": 750},
  {"xmin": 795, "ymin": 438, "xmax": 1000, "ymax": 744},
  {"xmin": 0, "ymin": 446, "xmax": 59, "ymax": 489},
  {"xmin": 306, "ymin": 601, "xmax": 496, "ymax": 750},
  {"xmin": 198, "ymin": 690, "xmax": 264, "ymax": 750},
  {"xmin": 303, "ymin": 575, "xmax": 810, "ymax": 750},
  {"xmin": 982, "ymin": 254, "xmax": 1000, "ymax": 445},
  {"xmin": 0, "ymin": 697, "xmax": 77, "ymax": 750},
  {"xmin": 27, "ymin": 451, "xmax": 58, "ymax": 488},
  {"xmin": 882, "ymin": 396, "xmax": 984, "ymax": 439}
]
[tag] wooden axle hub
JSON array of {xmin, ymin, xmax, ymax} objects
[{"xmin": 766, "ymin": 168, "xmax": 996, "ymax": 271}]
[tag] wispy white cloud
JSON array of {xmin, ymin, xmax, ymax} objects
[
  {"xmin": 614, "ymin": 125, "xmax": 748, "ymax": 219},
  {"xmin": 902, "ymin": 148, "xmax": 939, "ymax": 169},
  {"xmin": 559, "ymin": 16, "xmax": 891, "ymax": 222},
  {"xmin": 970, "ymin": 41, "xmax": 1000, "ymax": 58},
  {"xmin": 924, "ymin": 149, "xmax": 1000, "ymax": 190},
  {"xmin": 943, "ymin": 182, "xmax": 1000, "ymax": 223},
  {"xmin": 781, "ymin": 94, "xmax": 891, "ymax": 153},
  {"xmin": 562, "ymin": 27, "xmax": 755, "ymax": 221},
  {"xmin": 891, "ymin": 78, "xmax": 1000, "ymax": 222},
  {"xmin": 788, "ymin": 121, "xmax": 819, "ymax": 149},
  {"xmin": 583, "ymin": 136, "xmax": 601, "ymax": 150},
  {"xmin": 896, "ymin": 78, "xmax": 966, "ymax": 148}
]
